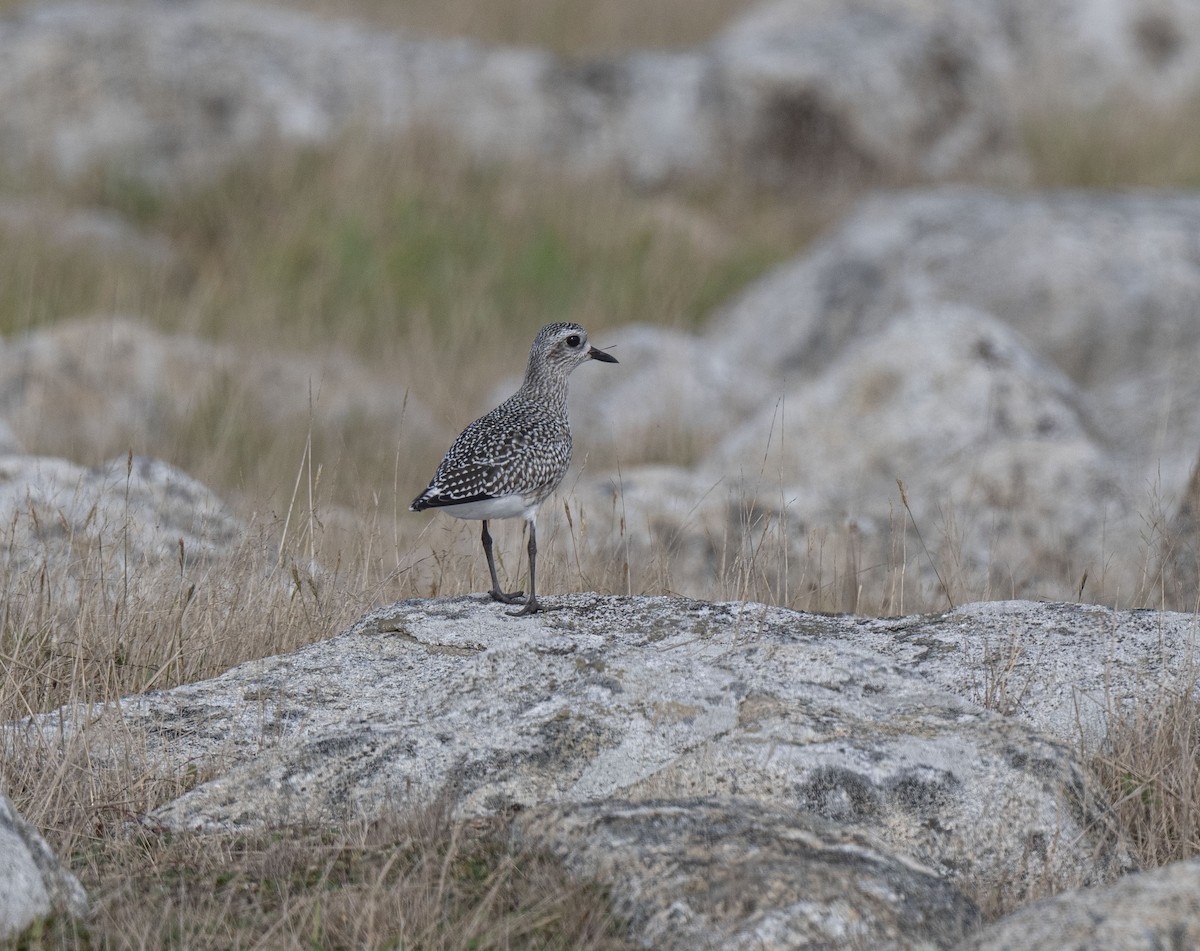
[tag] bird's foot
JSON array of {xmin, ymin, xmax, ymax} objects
[
  {"xmin": 508, "ymin": 597, "xmax": 546, "ymax": 617},
  {"xmin": 489, "ymin": 588, "xmax": 525, "ymax": 605}
]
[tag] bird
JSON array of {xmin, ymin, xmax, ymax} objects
[{"xmin": 410, "ymin": 322, "xmax": 618, "ymax": 615}]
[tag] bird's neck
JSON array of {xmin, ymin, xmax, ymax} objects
[{"xmin": 518, "ymin": 363, "xmax": 570, "ymax": 415}]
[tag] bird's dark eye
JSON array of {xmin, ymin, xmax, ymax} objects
[{"xmin": 566, "ymin": 334, "xmax": 582, "ymax": 347}]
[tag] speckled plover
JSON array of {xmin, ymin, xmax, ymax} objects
[{"xmin": 410, "ymin": 322, "xmax": 618, "ymax": 615}]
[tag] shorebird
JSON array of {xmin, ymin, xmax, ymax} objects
[{"xmin": 410, "ymin": 322, "xmax": 617, "ymax": 615}]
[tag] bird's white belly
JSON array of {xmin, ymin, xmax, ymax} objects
[{"xmin": 440, "ymin": 495, "xmax": 538, "ymax": 521}]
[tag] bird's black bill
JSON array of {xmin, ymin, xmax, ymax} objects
[{"xmin": 589, "ymin": 345, "xmax": 618, "ymax": 364}]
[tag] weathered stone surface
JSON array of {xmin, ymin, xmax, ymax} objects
[
  {"xmin": 0, "ymin": 315, "xmax": 439, "ymax": 463},
  {"xmin": 710, "ymin": 0, "xmax": 1024, "ymax": 185},
  {"xmin": 711, "ymin": 188, "xmax": 1200, "ymax": 388},
  {"xmin": 707, "ymin": 303, "xmax": 1126, "ymax": 556},
  {"xmin": 579, "ymin": 188, "xmax": 1200, "ymax": 603},
  {"xmin": 0, "ymin": 452, "xmax": 243, "ymax": 586},
  {"xmin": 516, "ymin": 798, "xmax": 982, "ymax": 950},
  {"xmin": 0, "ymin": 791, "xmax": 87, "ymax": 939},
  {"xmin": 29, "ymin": 596, "xmax": 1130, "ymax": 906},
  {"xmin": 984, "ymin": 0, "xmax": 1200, "ymax": 112},
  {"xmin": 3, "ymin": 1, "xmax": 1198, "ymax": 189},
  {"xmin": 0, "ymin": 0, "xmax": 1026, "ymax": 189},
  {"xmin": 0, "ymin": 0, "xmax": 720, "ymax": 187},
  {"xmin": 849, "ymin": 600, "xmax": 1200, "ymax": 749},
  {"xmin": 568, "ymin": 323, "xmax": 765, "ymax": 461},
  {"xmin": 570, "ymin": 302, "xmax": 1135, "ymax": 602},
  {"xmin": 956, "ymin": 857, "xmax": 1200, "ymax": 951}
]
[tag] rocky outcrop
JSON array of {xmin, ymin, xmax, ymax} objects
[
  {"xmin": 956, "ymin": 857, "xmax": 1200, "ymax": 951},
  {"xmin": 0, "ymin": 315, "xmax": 439, "ymax": 465},
  {"xmin": 0, "ymin": 792, "xmax": 88, "ymax": 939},
  {"xmin": 4, "ymin": 0, "xmax": 1198, "ymax": 189},
  {"xmin": 566, "ymin": 187, "xmax": 1200, "ymax": 606},
  {"xmin": 517, "ymin": 799, "xmax": 983, "ymax": 949},
  {"xmin": 0, "ymin": 452, "xmax": 244, "ymax": 599},
  {"xmin": 20, "ymin": 595, "xmax": 1146, "ymax": 948}
]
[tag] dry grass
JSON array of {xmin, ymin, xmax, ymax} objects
[
  {"xmin": 1024, "ymin": 94, "xmax": 1200, "ymax": 189},
  {"xmin": 1092, "ymin": 679, "xmax": 1200, "ymax": 869},
  {"xmin": 11, "ymin": 800, "xmax": 632, "ymax": 950}
]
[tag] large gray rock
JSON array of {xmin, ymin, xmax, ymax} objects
[
  {"xmin": 710, "ymin": 0, "xmax": 1025, "ymax": 185},
  {"xmin": 0, "ymin": 0, "xmax": 1027, "ymax": 189},
  {"xmin": 0, "ymin": 0, "xmax": 720, "ymax": 187},
  {"xmin": 578, "ymin": 188, "xmax": 1200, "ymax": 604},
  {"xmin": 720, "ymin": 0, "xmax": 1200, "ymax": 134},
  {"xmin": 569, "ymin": 302, "xmax": 1134, "ymax": 603},
  {"xmin": 0, "ymin": 791, "xmax": 87, "ymax": 939},
  {"xmin": 0, "ymin": 314, "xmax": 439, "ymax": 464},
  {"xmin": 0, "ymin": 452, "xmax": 244, "ymax": 589},
  {"xmin": 850, "ymin": 600, "xmax": 1200, "ymax": 749},
  {"xmin": 28, "ymin": 596, "xmax": 1131, "ymax": 911},
  {"xmin": 718, "ymin": 186, "xmax": 1200, "ymax": 516},
  {"xmin": 517, "ymin": 799, "xmax": 982, "ymax": 950},
  {"xmin": 982, "ymin": 0, "xmax": 1200, "ymax": 112},
  {"xmin": 3, "ymin": 0, "xmax": 1198, "ymax": 189},
  {"xmin": 710, "ymin": 188, "xmax": 1200, "ymax": 393},
  {"xmin": 956, "ymin": 857, "xmax": 1200, "ymax": 951}
]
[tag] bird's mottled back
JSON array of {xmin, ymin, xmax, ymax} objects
[{"xmin": 410, "ymin": 392, "xmax": 570, "ymax": 509}]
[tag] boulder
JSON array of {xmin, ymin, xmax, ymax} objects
[
  {"xmin": 710, "ymin": 188, "xmax": 1200, "ymax": 392},
  {"xmin": 0, "ymin": 0, "xmax": 720, "ymax": 187},
  {"xmin": 0, "ymin": 314, "xmax": 439, "ymax": 465},
  {"xmin": 573, "ymin": 304, "xmax": 1133, "ymax": 602},
  {"xmin": 956, "ymin": 857, "xmax": 1200, "ymax": 951},
  {"xmin": 582, "ymin": 188, "xmax": 1200, "ymax": 603},
  {"xmin": 28, "ymin": 596, "xmax": 1131, "ymax": 912},
  {"xmin": 3, "ymin": 1, "xmax": 1199, "ymax": 190},
  {"xmin": 848, "ymin": 600, "xmax": 1200, "ymax": 749},
  {"xmin": 0, "ymin": 0, "xmax": 1026, "ymax": 189},
  {"xmin": 710, "ymin": 0, "xmax": 1024, "ymax": 185},
  {"xmin": 0, "ymin": 791, "xmax": 88, "ymax": 939},
  {"xmin": 0, "ymin": 452, "xmax": 243, "ymax": 585},
  {"xmin": 516, "ymin": 798, "xmax": 982, "ymax": 950}
]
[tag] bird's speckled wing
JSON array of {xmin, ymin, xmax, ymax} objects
[{"xmin": 410, "ymin": 396, "xmax": 571, "ymax": 510}]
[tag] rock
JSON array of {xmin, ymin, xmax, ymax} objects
[
  {"xmin": 0, "ymin": 791, "xmax": 88, "ymax": 939},
  {"xmin": 847, "ymin": 600, "xmax": 1200, "ymax": 749},
  {"xmin": 710, "ymin": 0, "xmax": 1025, "ymax": 185},
  {"xmin": 589, "ymin": 188, "xmax": 1200, "ymax": 602},
  {"xmin": 956, "ymin": 857, "xmax": 1200, "ymax": 951},
  {"xmin": 29, "ymin": 596, "xmax": 1131, "ymax": 910},
  {"xmin": 986, "ymin": 0, "xmax": 1200, "ymax": 113},
  {"xmin": 577, "ymin": 304, "xmax": 1133, "ymax": 602},
  {"xmin": 0, "ymin": 0, "xmax": 720, "ymax": 187},
  {"xmin": 0, "ymin": 314, "xmax": 439, "ymax": 464},
  {"xmin": 0, "ymin": 451, "xmax": 245, "ymax": 602},
  {"xmin": 516, "ymin": 798, "xmax": 982, "ymax": 950},
  {"xmin": 566, "ymin": 323, "xmax": 765, "ymax": 462},
  {"xmin": 711, "ymin": 188, "xmax": 1200, "ymax": 392},
  {"xmin": 3, "ymin": 1, "xmax": 1199, "ymax": 190},
  {"xmin": 722, "ymin": 0, "xmax": 1200, "ymax": 131},
  {"xmin": 0, "ymin": 0, "xmax": 1027, "ymax": 190}
]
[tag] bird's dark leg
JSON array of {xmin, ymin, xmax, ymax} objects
[
  {"xmin": 481, "ymin": 520, "xmax": 524, "ymax": 604},
  {"xmin": 510, "ymin": 519, "xmax": 544, "ymax": 616}
]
